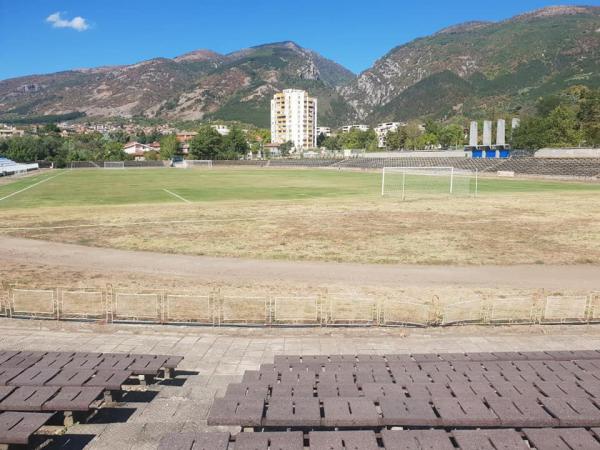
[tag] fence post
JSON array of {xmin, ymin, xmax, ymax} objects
[{"xmin": 106, "ymin": 283, "xmax": 114, "ymax": 323}]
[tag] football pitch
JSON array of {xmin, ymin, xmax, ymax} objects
[
  {"xmin": 0, "ymin": 168, "xmax": 599, "ymax": 208},
  {"xmin": 0, "ymin": 168, "xmax": 599, "ymax": 265}
]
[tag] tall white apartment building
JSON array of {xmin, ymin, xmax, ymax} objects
[{"xmin": 271, "ymin": 89, "xmax": 317, "ymax": 149}]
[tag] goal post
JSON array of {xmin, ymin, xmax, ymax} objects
[
  {"xmin": 381, "ymin": 166, "xmax": 478, "ymax": 199},
  {"xmin": 185, "ymin": 160, "xmax": 213, "ymax": 169},
  {"xmin": 104, "ymin": 161, "xmax": 125, "ymax": 169}
]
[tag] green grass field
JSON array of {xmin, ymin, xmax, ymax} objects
[{"xmin": 1, "ymin": 168, "xmax": 599, "ymax": 208}]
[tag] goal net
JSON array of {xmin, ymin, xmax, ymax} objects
[
  {"xmin": 185, "ymin": 160, "xmax": 213, "ymax": 169},
  {"xmin": 104, "ymin": 161, "xmax": 125, "ymax": 169},
  {"xmin": 381, "ymin": 166, "xmax": 477, "ymax": 199}
]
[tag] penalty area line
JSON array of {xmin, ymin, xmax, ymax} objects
[
  {"xmin": 163, "ymin": 188, "xmax": 191, "ymax": 204},
  {"xmin": 0, "ymin": 171, "xmax": 67, "ymax": 203}
]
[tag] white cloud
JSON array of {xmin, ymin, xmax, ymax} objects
[{"xmin": 46, "ymin": 12, "xmax": 89, "ymax": 32}]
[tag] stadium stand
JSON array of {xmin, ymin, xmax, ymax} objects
[
  {"xmin": 0, "ymin": 157, "xmax": 39, "ymax": 177},
  {"xmin": 65, "ymin": 157, "xmax": 600, "ymax": 178},
  {"xmin": 0, "ymin": 350, "xmax": 183, "ymax": 447},
  {"xmin": 212, "ymin": 160, "xmax": 266, "ymax": 167},
  {"xmin": 268, "ymin": 159, "xmax": 340, "ymax": 168},
  {"xmin": 161, "ymin": 350, "xmax": 600, "ymax": 449},
  {"xmin": 492, "ymin": 158, "xmax": 600, "ymax": 178}
]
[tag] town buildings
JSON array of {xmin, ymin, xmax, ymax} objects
[{"xmin": 270, "ymin": 89, "xmax": 317, "ymax": 149}]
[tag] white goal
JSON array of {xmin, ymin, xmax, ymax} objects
[
  {"xmin": 185, "ymin": 160, "xmax": 213, "ymax": 169},
  {"xmin": 104, "ymin": 161, "xmax": 125, "ymax": 169},
  {"xmin": 381, "ymin": 166, "xmax": 477, "ymax": 199}
]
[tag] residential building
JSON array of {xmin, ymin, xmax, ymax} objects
[
  {"xmin": 316, "ymin": 126, "xmax": 331, "ymax": 137},
  {"xmin": 270, "ymin": 89, "xmax": 317, "ymax": 149},
  {"xmin": 176, "ymin": 132, "xmax": 197, "ymax": 143},
  {"xmin": 341, "ymin": 124, "xmax": 369, "ymax": 133},
  {"xmin": 123, "ymin": 142, "xmax": 155, "ymax": 160},
  {"xmin": 211, "ymin": 124, "xmax": 230, "ymax": 136},
  {"xmin": 374, "ymin": 122, "xmax": 404, "ymax": 148},
  {"xmin": 0, "ymin": 125, "xmax": 25, "ymax": 138}
]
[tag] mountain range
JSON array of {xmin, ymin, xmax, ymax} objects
[{"xmin": 1, "ymin": 5, "xmax": 599, "ymax": 128}]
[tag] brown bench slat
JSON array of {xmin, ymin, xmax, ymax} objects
[
  {"xmin": 45, "ymin": 369, "xmax": 96, "ymax": 387},
  {"xmin": 432, "ymin": 397, "xmax": 500, "ymax": 427},
  {"xmin": 308, "ymin": 431, "xmax": 378, "ymax": 450},
  {"xmin": 264, "ymin": 397, "xmax": 320, "ymax": 427},
  {"xmin": 236, "ymin": 431, "xmax": 303, "ymax": 450},
  {"xmin": 486, "ymin": 396, "xmax": 557, "ymax": 427},
  {"xmin": 0, "ymin": 411, "xmax": 53, "ymax": 445},
  {"xmin": 322, "ymin": 397, "xmax": 379, "ymax": 427},
  {"xmin": 207, "ymin": 398, "xmax": 264, "ymax": 426},
  {"xmin": 453, "ymin": 429, "xmax": 530, "ymax": 450},
  {"xmin": 158, "ymin": 432, "xmax": 230, "ymax": 450},
  {"xmin": 7, "ymin": 368, "xmax": 60, "ymax": 386},
  {"xmin": 0, "ymin": 368, "xmax": 26, "ymax": 386},
  {"xmin": 0, "ymin": 386, "xmax": 59, "ymax": 411},
  {"xmin": 224, "ymin": 383, "xmax": 269, "ymax": 399},
  {"xmin": 524, "ymin": 428, "xmax": 600, "ymax": 449},
  {"xmin": 381, "ymin": 430, "xmax": 454, "ymax": 450},
  {"xmin": 0, "ymin": 387, "xmax": 15, "ymax": 403},
  {"xmin": 379, "ymin": 397, "xmax": 438, "ymax": 427},
  {"xmin": 84, "ymin": 370, "xmax": 131, "ymax": 390},
  {"xmin": 42, "ymin": 386, "xmax": 104, "ymax": 411},
  {"xmin": 541, "ymin": 397, "xmax": 600, "ymax": 427}
]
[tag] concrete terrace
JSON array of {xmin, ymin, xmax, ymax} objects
[{"xmin": 1, "ymin": 319, "xmax": 600, "ymax": 448}]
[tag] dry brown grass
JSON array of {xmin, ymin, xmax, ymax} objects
[{"xmin": 1, "ymin": 191, "xmax": 599, "ymax": 265}]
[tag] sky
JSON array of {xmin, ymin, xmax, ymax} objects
[{"xmin": 1, "ymin": 0, "xmax": 598, "ymax": 80}]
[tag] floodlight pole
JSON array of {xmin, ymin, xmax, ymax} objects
[
  {"xmin": 381, "ymin": 168, "xmax": 385, "ymax": 196},
  {"xmin": 450, "ymin": 167, "xmax": 454, "ymax": 194}
]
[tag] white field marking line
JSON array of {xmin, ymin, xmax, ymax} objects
[
  {"xmin": 163, "ymin": 188, "xmax": 191, "ymax": 204},
  {"xmin": 0, "ymin": 217, "xmax": 257, "ymax": 232},
  {"xmin": 0, "ymin": 172, "xmax": 67, "ymax": 203}
]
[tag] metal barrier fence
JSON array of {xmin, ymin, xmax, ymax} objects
[{"xmin": 1, "ymin": 286, "xmax": 600, "ymax": 327}]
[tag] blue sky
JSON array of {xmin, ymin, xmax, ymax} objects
[{"xmin": 1, "ymin": 0, "xmax": 597, "ymax": 80}]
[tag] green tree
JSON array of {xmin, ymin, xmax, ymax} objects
[
  {"xmin": 159, "ymin": 134, "xmax": 179, "ymax": 160},
  {"xmin": 223, "ymin": 126, "xmax": 249, "ymax": 156},
  {"xmin": 102, "ymin": 141, "xmax": 128, "ymax": 161},
  {"xmin": 322, "ymin": 135, "xmax": 341, "ymax": 150},
  {"xmin": 317, "ymin": 132, "xmax": 327, "ymax": 147},
  {"xmin": 279, "ymin": 141, "xmax": 293, "ymax": 157},
  {"xmin": 385, "ymin": 128, "xmax": 407, "ymax": 150},
  {"xmin": 42, "ymin": 123, "xmax": 60, "ymax": 134},
  {"xmin": 339, "ymin": 129, "xmax": 377, "ymax": 150},
  {"xmin": 545, "ymin": 106, "xmax": 583, "ymax": 147},
  {"xmin": 438, "ymin": 124, "xmax": 464, "ymax": 148},
  {"xmin": 511, "ymin": 116, "xmax": 548, "ymax": 149},
  {"xmin": 189, "ymin": 126, "xmax": 224, "ymax": 159},
  {"xmin": 403, "ymin": 122, "xmax": 424, "ymax": 150},
  {"xmin": 536, "ymin": 95, "xmax": 563, "ymax": 117},
  {"xmin": 108, "ymin": 130, "xmax": 129, "ymax": 144},
  {"xmin": 578, "ymin": 89, "xmax": 600, "ymax": 146}
]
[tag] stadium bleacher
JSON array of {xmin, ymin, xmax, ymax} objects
[
  {"xmin": 161, "ymin": 350, "xmax": 600, "ymax": 449},
  {"xmin": 0, "ymin": 350, "xmax": 183, "ymax": 447},
  {"xmin": 212, "ymin": 157, "xmax": 600, "ymax": 178},
  {"xmin": 0, "ymin": 157, "xmax": 39, "ymax": 177}
]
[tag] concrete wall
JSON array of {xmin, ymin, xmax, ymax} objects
[
  {"xmin": 364, "ymin": 151, "xmax": 469, "ymax": 158},
  {"xmin": 535, "ymin": 148, "xmax": 600, "ymax": 158}
]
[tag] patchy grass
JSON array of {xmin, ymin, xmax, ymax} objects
[{"xmin": 0, "ymin": 168, "xmax": 599, "ymax": 265}]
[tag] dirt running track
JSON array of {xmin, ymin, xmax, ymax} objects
[{"xmin": 1, "ymin": 236, "xmax": 599, "ymax": 290}]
